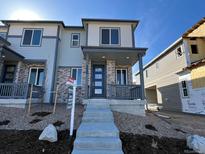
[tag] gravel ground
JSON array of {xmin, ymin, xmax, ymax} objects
[
  {"xmin": 0, "ymin": 104, "xmax": 84, "ymax": 130},
  {"xmin": 113, "ymin": 111, "xmax": 205, "ymax": 139}
]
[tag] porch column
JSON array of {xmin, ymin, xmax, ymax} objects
[{"xmin": 138, "ymin": 54, "xmax": 145, "ymax": 100}]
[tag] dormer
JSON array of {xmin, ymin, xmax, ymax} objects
[{"xmin": 82, "ymin": 19, "xmax": 138, "ymax": 48}]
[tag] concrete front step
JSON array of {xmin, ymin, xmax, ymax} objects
[
  {"xmin": 84, "ymin": 109, "xmax": 113, "ymax": 116},
  {"xmin": 72, "ymin": 149, "xmax": 123, "ymax": 154},
  {"xmin": 82, "ymin": 115, "xmax": 114, "ymax": 122},
  {"xmin": 86, "ymin": 104, "xmax": 110, "ymax": 110},
  {"xmin": 77, "ymin": 122, "xmax": 119, "ymax": 138},
  {"xmin": 74, "ymin": 137, "xmax": 122, "ymax": 150}
]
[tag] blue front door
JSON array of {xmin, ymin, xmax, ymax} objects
[{"xmin": 91, "ymin": 65, "xmax": 105, "ymax": 98}]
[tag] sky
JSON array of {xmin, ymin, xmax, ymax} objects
[{"xmin": 0, "ymin": 0, "xmax": 205, "ymax": 73}]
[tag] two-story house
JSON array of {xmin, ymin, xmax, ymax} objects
[
  {"xmin": 135, "ymin": 17, "xmax": 205, "ymax": 115},
  {"xmin": 0, "ymin": 18, "xmax": 147, "ymax": 111}
]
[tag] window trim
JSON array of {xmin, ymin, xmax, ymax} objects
[
  {"xmin": 21, "ymin": 28, "xmax": 43, "ymax": 47},
  {"xmin": 71, "ymin": 33, "xmax": 80, "ymax": 48},
  {"xmin": 71, "ymin": 67, "xmax": 82, "ymax": 86},
  {"xmin": 28, "ymin": 67, "xmax": 45, "ymax": 86},
  {"xmin": 100, "ymin": 27, "xmax": 120, "ymax": 46},
  {"xmin": 180, "ymin": 80, "xmax": 189, "ymax": 98},
  {"xmin": 176, "ymin": 47, "xmax": 183, "ymax": 58},
  {"xmin": 116, "ymin": 69, "xmax": 127, "ymax": 85}
]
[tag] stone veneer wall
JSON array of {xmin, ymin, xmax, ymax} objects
[
  {"xmin": 0, "ymin": 58, "xmax": 3, "ymax": 81},
  {"xmin": 14, "ymin": 61, "xmax": 45, "ymax": 84},
  {"xmin": 56, "ymin": 66, "xmax": 82, "ymax": 103},
  {"xmin": 81, "ymin": 59, "xmax": 91, "ymax": 98},
  {"xmin": 106, "ymin": 60, "xmax": 116, "ymax": 98}
]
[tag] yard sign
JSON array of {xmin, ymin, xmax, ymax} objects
[{"xmin": 66, "ymin": 76, "xmax": 77, "ymax": 137}]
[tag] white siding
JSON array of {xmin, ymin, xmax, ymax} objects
[
  {"xmin": 7, "ymin": 23, "xmax": 59, "ymax": 103},
  {"xmin": 58, "ymin": 29, "xmax": 86, "ymax": 66},
  {"xmin": 87, "ymin": 22, "xmax": 133, "ymax": 47}
]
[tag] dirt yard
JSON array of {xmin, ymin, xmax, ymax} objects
[
  {"xmin": 0, "ymin": 104, "xmax": 84, "ymax": 154},
  {"xmin": 0, "ymin": 103, "xmax": 84, "ymax": 130},
  {"xmin": 113, "ymin": 111, "xmax": 205, "ymax": 154}
]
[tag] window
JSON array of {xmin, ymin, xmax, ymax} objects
[
  {"xmin": 22, "ymin": 29, "xmax": 42, "ymax": 46},
  {"xmin": 28, "ymin": 68, "xmax": 45, "ymax": 86},
  {"xmin": 156, "ymin": 63, "xmax": 159, "ymax": 69},
  {"xmin": 71, "ymin": 33, "xmax": 80, "ymax": 47},
  {"xmin": 145, "ymin": 70, "xmax": 148, "ymax": 78},
  {"xmin": 190, "ymin": 45, "xmax": 198, "ymax": 54},
  {"xmin": 176, "ymin": 47, "xmax": 183, "ymax": 57},
  {"xmin": 71, "ymin": 68, "xmax": 82, "ymax": 85},
  {"xmin": 181, "ymin": 81, "xmax": 189, "ymax": 97},
  {"xmin": 0, "ymin": 32, "xmax": 7, "ymax": 39},
  {"xmin": 116, "ymin": 69, "xmax": 127, "ymax": 85},
  {"xmin": 101, "ymin": 28, "xmax": 119, "ymax": 45}
]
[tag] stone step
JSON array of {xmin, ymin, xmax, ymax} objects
[
  {"xmin": 72, "ymin": 149, "xmax": 124, "ymax": 154},
  {"xmin": 74, "ymin": 137, "xmax": 122, "ymax": 150},
  {"xmin": 82, "ymin": 115, "xmax": 114, "ymax": 122},
  {"xmin": 77, "ymin": 122, "xmax": 119, "ymax": 137}
]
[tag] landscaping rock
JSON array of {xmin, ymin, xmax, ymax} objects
[{"xmin": 39, "ymin": 124, "xmax": 58, "ymax": 142}]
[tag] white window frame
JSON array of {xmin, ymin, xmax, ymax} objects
[
  {"xmin": 180, "ymin": 80, "xmax": 189, "ymax": 98},
  {"xmin": 21, "ymin": 28, "xmax": 43, "ymax": 47},
  {"xmin": 100, "ymin": 27, "xmax": 120, "ymax": 46},
  {"xmin": 71, "ymin": 67, "xmax": 82, "ymax": 86},
  {"xmin": 116, "ymin": 69, "xmax": 127, "ymax": 85},
  {"xmin": 28, "ymin": 67, "xmax": 45, "ymax": 86},
  {"xmin": 71, "ymin": 33, "xmax": 80, "ymax": 47}
]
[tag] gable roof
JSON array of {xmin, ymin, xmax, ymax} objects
[{"xmin": 182, "ymin": 17, "xmax": 205, "ymax": 38}]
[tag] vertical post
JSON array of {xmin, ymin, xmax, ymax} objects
[
  {"xmin": 138, "ymin": 54, "xmax": 145, "ymax": 100},
  {"xmin": 53, "ymin": 85, "xmax": 59, "ymax": 114},
  {"xmin": 28, "ymin": 84, "xmax": 33, "ymax": 115},
  {"xmin": 70, "ymin": 80, "xmax": 76, "ymax": 136}
]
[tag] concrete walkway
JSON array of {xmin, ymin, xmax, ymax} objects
[{"xmin": 72, "ymin": 99, "xmax": 123, "ymax": 154}]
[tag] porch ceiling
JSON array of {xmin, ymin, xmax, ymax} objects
[
  {"xmin": 0, "ymin": 45, "xmax": 24, "ymax": 61},
  {"xmin": 82, "ymin": 46, "xmax": 147, "ymax": 66}
]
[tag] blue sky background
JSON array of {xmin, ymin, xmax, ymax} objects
[{"xmin": 0, "ymin": 0, "xmax": 205, "ymax": 73}]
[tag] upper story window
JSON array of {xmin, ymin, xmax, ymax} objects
[
  {"xmin": 71, "ymin": 68, "xmax": 82, "ymax": 86},
  {"xmin": 176, "ymin": 47, "xmax": 183, "ymax": 57},
  {"xmin": 101, "ymin": 28, "xmax": 120, "ymax": 45},
  {"xmin": 0, "ymin": 32, "xmax": 7, "ymax": 39},
  {"xmin": 190, "ymin": 44, "xmax": 198, "ymax": 54},
  {"xmin": 156, "ymin": 62, "xmax": 159, "ymax": 69},
  {"xmin": 145, "ymin": 70, "xmax": 148, "ymax": 78},
  {"xmin": 22, "ymin": 29, "xmax": 42, "ymax": 46},
  {"xmin": 71, "ymin": 33, "xmax": 80, "ymax": 47}
]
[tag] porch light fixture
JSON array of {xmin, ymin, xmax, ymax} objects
[
  {"xmin": 126, "ymin": 56, "xmax": 130, "ymax": 59},
  {"xmin": 102, "ymin": 56, "xmax": 105, "ymax": 59}
]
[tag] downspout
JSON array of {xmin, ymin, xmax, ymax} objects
[{"xmin": 50, "ymin": 25, "xmax": 60, "ymax": 103}]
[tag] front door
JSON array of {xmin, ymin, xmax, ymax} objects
[
  {"xmin": 91, "ymin": 65, "xmax": 105, "ymax": 98},
  {"xmin": 2, "ymin": 65, "xmax": 16, "ymax": 83}
]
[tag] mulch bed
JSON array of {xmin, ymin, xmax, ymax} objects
[
  {"xmin": 31, "ymin": 112, "xmax": 52, "ymax": 117},
  {"xmin": 0, "ymin": 130, "xmax": 76, "ymax": 154},
  {"xmin": 120, "ymin": 132, "xmax": 197, "ymax": 154}
]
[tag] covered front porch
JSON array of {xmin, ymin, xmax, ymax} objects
[
  {"xmin": 81, "ymin": 46, "xmax": 147, "ymax": 100},
  {"xmin": 0, "ymin": 42, "xmax": 44, "ymax": 106}
]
